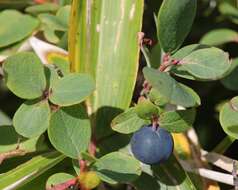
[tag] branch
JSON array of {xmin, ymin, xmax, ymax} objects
[{"xmin": 0, "ymin": 149, "xmax": 26, "ymax": 164}]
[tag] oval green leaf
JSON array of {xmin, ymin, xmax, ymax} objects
[
  {"xmin": 179, "ymin": 47, "xmax": 231, "ymax": 80},
  {"xmin": 157, "ymin": 0, "xmax": 197, "ymax": 53},
  {"xmin": 200, "ymin": 29, "xmax": 238, "ymax": 46},
  {"xmin": 220, "ymin": 97, "xmax": 238, "ymax": 139},
  {"xmin": 171, "ymin": 44, "xmax": 209, "ymax": 80},
  {"xmin": 25, "ymin": 3, "xmax": 60, "ymax": 15},
  {"xmin": 39, "ymin": 13, "xmax": 67, "ymax": 31},
  {"xmin": 49, "ymin": 73, "xmax": 95, "ymax": 106},
  {"xmin": 93, "ymin": 152, "xmax": 141, "ymax": 184},
  {"xmin": 111, "ymin": 108, "xmax": 149, "ymax": 134},
  {"xmin": 172, "ymin": 44, "xmax": 210, "ymax": 60},
  {"xmin": 159, "ymin": 109, "xmax": 196, "ymax": 133},
  {"xmin": 0, "ymin": 10, "xmax": 39, "ymax": 48},
  {"xmin": 48, "ymin": 104, "xmax": 91, "ymax": 159},
  {"xmin": 13, "ymin": 100, "xmax": 50, "ymax": 138},
  {"xmin": 134, "ymin": 99, "xmax": 159, "ymax": 120},
  {"xmin": 143, "ymin": 67, "xmax": 200, "ymax": 107},
  {"xmin": 3, "ymin": 52, "xmax": 47, "ymax": 99}
]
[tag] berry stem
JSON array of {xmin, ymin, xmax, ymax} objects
[{"xmin": 151, "ymin": 115, "xmax": 159, "ymax": 131}]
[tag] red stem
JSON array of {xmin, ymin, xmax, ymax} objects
[
  {"xmin": 88, "ymin": 138, "xmax": 97, "ymax": 156},
  {"xmin": 80, "ymin": 160, "xmax": 87, "ymax": 173}
]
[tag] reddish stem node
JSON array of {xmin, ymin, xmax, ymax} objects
[
  {"xmin": 89, "ymin": 138, "xmax": 97, "ymax": 156},
  {"xmin": 80, "ymin": 159, "xmax": 87, "ymax": 173}
]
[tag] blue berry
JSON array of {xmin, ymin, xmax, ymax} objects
[{"xmin": 130, "ymin": 125, "xmax": 174, "ymax": 164}]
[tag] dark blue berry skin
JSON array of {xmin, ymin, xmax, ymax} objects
[{"xmin": 130, "ymin": 125, "xmax": 174, "ymax": 164}]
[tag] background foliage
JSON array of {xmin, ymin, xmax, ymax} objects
[{"xmin": 1, "ymin": 0, "xmax": 238, "ymax": 190}]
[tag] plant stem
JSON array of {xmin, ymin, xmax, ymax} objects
[
  {"xmin": 80, "ymin": 160, "xmax": 87, "ymax": 173},
  {"xmin": 89, "ymin": 138, "xmax": 97, "ymax": 156},
  {"xmin": 213, "ymin": 136, "xmax": 236, "ymax": 154},
  {"xmin": 151, "ymin": 115, "xmax": 158, "ymax": 131},
  {"xmin": 180, "ymin": 160, "xmax": 234, "ymax": 186}
]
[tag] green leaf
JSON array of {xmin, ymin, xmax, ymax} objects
[
  {"xmin": 141, "ymin": 45, "xmax": 153, "ymax": 68},
  {"xmin": 0, "ymin": 10, "xmax": 39, "ymax": 48},
  {"xmin": 0, "ymin": 40, "xmax": 24, "ymax": 58},
  {"xmin": 221, "ymin": 58, "xmax": 238, "ymax": 91},
  {"xmin": 59, "ymin": 0, "xmax": 71, "ymax": 6},
  {"xmin": 72, "ymin": 159, "xmax": 81, "ymax": 175},
  {"xmin": 172, "ymin": 44, "xmax": 210, "ymax": 60},
  {"xmin": 220, "ymin": 97, "xmax": 238, "ymax": 139},
  {"xmin": 150, "ymin": 43, "xmax": 162, "ymax": 69},
  {"xmin": 25, "ymin": 3, "xmax": 60, "ymax": 15},
  {"xmin": 0, "ymin": 110, "xmax": 11, "ymax": 126},
  {"xmin": 200, "ymin": 29, "xmax": 238, "ymax": 46},
  {"xmin": 132, "ymin": 172, "xmax": 160, "ymax": 190},
  {"xmin": 141, "ymin": 44, "xmax": 161, "ymax": 69},
  {"xmin": 149, "ymin": 88, "xmax": 169, "ymax": 106},
  {"xmin": 46, "ymin": 173, "xmax": 75, "ymax": 188},
  {"xmin": 0, "ymin": 125, "xmax": 48, "ymax": 154},
  {"xmin": 3, "ymin": 52, "xmax": 47, "ymax": 99},
  {"xmin": 0, "ymin": 151, "xmax": 65, "ymax": 190},
  {"xmin": 42, "ymin": 25, "xmax": 60, "ymax": 44},
  {"xmin": 157, "ymin": 0, "xmax": 197, "ymax": 53},
  {"xmin": 46, "ymin": 54, "xmax": 70, "ymax": 75},
  {"xmin": 39, "ymin": 13, "xmax": 67, "ymax": 31},
  {"xmin": 170, "ymin": 44, "xmax": 209, "ymax": 80},
  {"xmin": 134, "ymin": 99, "xmax": 159, "ymax": 119},
  {"xmin": 44, "ymin": 65, "xmax": 61, "ymax": 90},
  {"xmin": 13, "ymin": 100, "xmax": 50, "ymax": 138},
  {"xmin": 159, "ymin": 109, "xmax": 196, "ymax": 133},
  {"xmin": 93, "ymin": 152, "xmax": 141, "ymax": 184},
  {"xmin": 49, "ymin": 73, "xmax": 95, "ymax": 106},
  {"xmin": 98, "ymin": 134, "xmax": 131, "ymax": 156},
  {"xmin": 151, "ymin": 155, "xmax": 197, "ymax": 190},
  {"xmin": 143, "ymin": 67, "xmax": 200, "ymax": 107},
  {"xmin": 111, "ymin": 108, "xmax": 149, "ymax": 134},
  {"xmin": 69, "ymin": 0, "xmax": 144, "ymax": 138},
  {"xmin": 56, "ymin": 5, "xmax": 71, "ymax": 27},
  {"xmin": 40, "ymin": 8, "xmax": 68, "ymax": 43},
  {"xmin": 219, "ymin": 2, "xmax": 238, "ymax": 24},
  {"xmin": 39, "ymin": 12, "xmax": 68, "ymax": 43},
  {"xmin": 48, "ymin": 104, "xmax": 91, "ymax": 159},
  {"xmin": 178, "ymin": 47, "xmax": 231, "ymax": 80}
]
